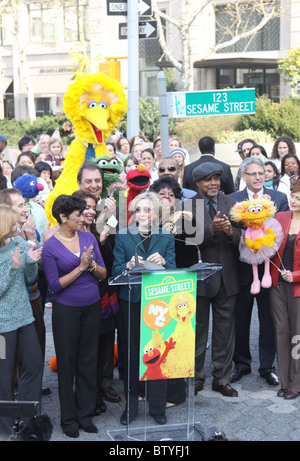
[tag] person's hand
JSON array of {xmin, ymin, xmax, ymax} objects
[
  {"xmin": 211, "ymin": 212, "xmax": 233, "ymax": 236},
  {"xmin": 99, "ymin": 224, "xmax": 110, "ymax": 244},
  {"xmin": 43, "ymin": 222, "xmax": 60, "ymax": 242},
  {"xmin": 280, "ymin": 269, "xmax": 293, "ymax": 283},
  {"xmin": 23, "ymin": 215, "xmax": 37, "ymax": 242},
  {"xmin": 290, "ymin": 174, "xmax": 298, "ymax": 187},
  {"xmin": 11, "ymin": 247, "xmax": 22, "ymax": 268},
  {"xmin": 79, "ymin": 245, "xmax": 94, "ymax": 271},
  {"xmin": 147, "ymin": 252, "xmax": 166, "ymax": 266},
  {"xmin": 126, "ymin": 255, "xmax": 144, "ymax": 269},
  {"xmin": 27, "ymin": 245, "xmax": 43, "ymax": 262},
  {"xmin": 96, "ymin": 197, "xmax": 117, "ymax": 233}
]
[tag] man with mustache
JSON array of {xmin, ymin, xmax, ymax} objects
[{"xmin": 187, "ymin": 162, "xmax": 241, "ymax": 398}]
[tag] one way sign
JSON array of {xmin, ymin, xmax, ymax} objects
[
  {"xmin": 119, "ymin": 20, "xmax": 158, "ymax": 39},
  {"xmin": 107, "ymin": 0, "xmax": 152, "ymax": 16}
]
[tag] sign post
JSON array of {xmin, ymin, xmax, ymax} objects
[{"xmin": 168, "ymin": 88, "xmax": 256, "ymax": 118}]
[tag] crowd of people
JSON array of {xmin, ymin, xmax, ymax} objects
[{"xmin": 0, "ymin": 129, "xmax": 299, "ymax": 439}]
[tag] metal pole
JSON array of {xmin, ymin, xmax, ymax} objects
[
  {"xmin": 157, "ymin": 70, "xmax": 169, "ymax": 158},
  {"xmin": 127, "ymin": 0, "xmax": 139, "ymax": 139}
]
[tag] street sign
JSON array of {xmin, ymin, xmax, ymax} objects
[
  {"xmin": 119, "ymin": 20, "xmax": 157, "ymax": 40},
  {"xmin": 107, "ymin": 0, "xmax": 127, "ymax": 15},
  {"xmin": 167, "ymin": 88, "xmax": 256, "ymax": 118},
  {"xmin": 107, "ymin": 0, "xmax": 152, "ymax": 16}
]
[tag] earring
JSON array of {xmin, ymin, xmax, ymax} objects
[{"xmin": 62, "ymin": 219, "xmax": 67, "ymax": 223}]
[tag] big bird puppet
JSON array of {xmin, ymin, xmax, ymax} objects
[
  {"xmin": 230, "ymin": 196, "xmax": 283, "ymax": 295},
  {"xmin": 45, "ymin": 72, "xmax": 127, "ymax": 225}
]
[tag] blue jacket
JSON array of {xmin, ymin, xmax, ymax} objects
[
  {"xmin": 112, "ymin": 224, "xmax": 176, "ymax": 302},
  {"xmin": 230, "ymin": 186, "xmax": 290, "ymax": 213}
]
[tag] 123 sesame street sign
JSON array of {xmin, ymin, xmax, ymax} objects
[
  {"xmin": 139, "ymin": 271, "xmax": 197, "ymax": 381},
  {"xmin": 168, "ymin": 88, "xmax": 256, "ymax": 118}
]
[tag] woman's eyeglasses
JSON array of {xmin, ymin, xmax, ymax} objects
[
  {"xmin": 135, "ymin": 207, "xmax": 152, "ymax": 214},
  {"xmin": 158, "ymin": 166, "xmax": 177, "ymax": 173}
]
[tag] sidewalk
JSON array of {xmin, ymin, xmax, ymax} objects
[{"xmin": 41, "ymin": 302, "xmax": 300, "ymax": 442}]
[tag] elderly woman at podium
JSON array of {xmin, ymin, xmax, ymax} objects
[{"xmin": 112, "ymin": 191, "xmax": 176, "ymax": 426}]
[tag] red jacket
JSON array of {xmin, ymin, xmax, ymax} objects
[{"xmin": 271, "ymin": 211, "xmax": 300, "ymax": 297}]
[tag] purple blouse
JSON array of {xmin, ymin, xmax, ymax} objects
[{"xmin": 42, "ymin": 231, "xmax": 105, "ymax": 307}]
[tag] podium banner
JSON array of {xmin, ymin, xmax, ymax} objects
[{"xmin": 139, "ymin": 270, "xmax": 197, "ymax": 381}]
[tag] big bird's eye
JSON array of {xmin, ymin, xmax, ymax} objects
[
  {"xmin": 98, "ymin": 100, "xmax": 108, "ymax": 109},
  {"xmin": 97, "ymin": 159, "xmax": 108, "ymax": 166},
  {"xmin": 87, "ymin": 99, "xmax": 97, "ymax": 108},
  {"xmin": 177, "ymin": 304, "xmax": 182, "ymax": 309},
  {"xmin": 183, "ymin": 303, "xmax": 188, "ymax": 308}
]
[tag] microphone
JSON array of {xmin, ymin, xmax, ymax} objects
[
  {"xmin": 156, "ymin": 231, "xmax": 221, "ymax": 281},
  {"xmin": 134, "ymin": 234, "xmax": 151, "ymax": 268},
  {"xmin": 158, "ymin": 230, "xmax": 202, "ymax": 265},
  {"xmin": 131, "ymin": 226, "xmax": 166, "ymax": 272}
]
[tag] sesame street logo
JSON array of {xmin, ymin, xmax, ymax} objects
[
  {"xmin": 0, "ymin": 335, "xmax": 5, "ymax": 359},
  {"xmin": 145, "ymin": 276, "xmax": 194, "ymax": 299}
]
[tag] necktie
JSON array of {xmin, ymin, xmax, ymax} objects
[
  {"xmin": 208, "ymin": 200, "xmax": 216, "ymax": 220},
  {"xmin": 253, "ymin": 194, "xmax": 258, "ymax": 199}
]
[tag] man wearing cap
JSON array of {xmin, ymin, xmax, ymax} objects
[
  {"xmin": 230, "ymin": 157, "xmax": 289, "ymax": 387},
  {"xmin": 186, "ymin": 162, "xmax": 241, "ymax": 397},
  {"xmin": 158, "ymin": 157, "xmax": 196, "ymax": 201},
  {"xmin": 182, "ymin": 136, "xmax": 234, "ymax": 195},
  {"xmin": 0, "ymin": 134, "xmax": 18, "ymax": 165}
]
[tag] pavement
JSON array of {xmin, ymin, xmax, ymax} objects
[{"xmin": 40, "ymin": 301, "xmax": 300, "ymax": 444}]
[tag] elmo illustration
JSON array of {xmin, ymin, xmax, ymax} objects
[{"xmin": 140, "ymin": 331, "xmax": 176, "ymax": 381}]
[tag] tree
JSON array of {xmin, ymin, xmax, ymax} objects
[
  {"xmin": 0, "ymin": 0, "xmax": 36, "ymax": 122},
  {"xmin": 152, "ymin": 0, "xmax": 281, "ymax": 91},
  {"xmin": 278, "ymin": 47, "xmax": 300, "ymax": 97}
]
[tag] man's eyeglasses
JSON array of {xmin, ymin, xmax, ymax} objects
[
  {"xmin": 158, "ymin": 166, "xmax": 177, "ymax": 173},
  {"xmin": 244, "ymin": 172, "xmax": 264, "ymax": 178}
]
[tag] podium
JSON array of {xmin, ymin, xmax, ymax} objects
[{"xmin": 107, "ymin": 262, "xmax": 222, "ymax": 442}]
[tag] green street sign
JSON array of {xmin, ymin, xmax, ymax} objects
[{"xmin": 168, "ymin": 88, "xmax": 256, "ymax": 118}]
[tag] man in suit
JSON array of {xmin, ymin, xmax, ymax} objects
[
  {"xmin": 182, "ymin": 136, "xmax": 234, "ymax": 195},
  {"xmin": 187, "ymin": 162, "xmax": 241, "ymax": 397},
  {"xmin": 230, "ymin": 157, "xmax": 289, "ymax": 386}
]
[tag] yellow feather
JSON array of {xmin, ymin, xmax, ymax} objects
[{"xmin": 45, "ymin": 72, "xmax": 127, "ymax": 225}]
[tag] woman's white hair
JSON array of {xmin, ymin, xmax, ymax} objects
[{"xmin": 129, "ymin": 191, "xmax": 160, "ymax": 225}]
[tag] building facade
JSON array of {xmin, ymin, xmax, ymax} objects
[{"xmin": 0, "ymin": 0, "xmax": 299, "ymax": 120}]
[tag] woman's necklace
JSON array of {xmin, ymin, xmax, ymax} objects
[
  {"xmin": 56, "ymin": 231, "xmax": 78, "ymax": 242},
  {"xmin": 138, "ymin": 229, "xmax": 151, "ymax": 239}
]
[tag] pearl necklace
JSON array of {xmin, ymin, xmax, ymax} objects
[{"xmin": 56, "ymin": 231, "xmax": 78, "ymax": 242}]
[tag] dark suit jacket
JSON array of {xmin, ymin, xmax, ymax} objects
[
  {"xmin": 230, "ymin": 186, "xmax": 290, "ymax": 286},
  {"xmin": 112, "ymin": 224, "xmax": 176, "ymax": 302},
  {"xmin": 188, "ymin": 192, "xmax": 241, "ymax": 298},
  {"xmin": 182, "ymin": 154, "xmax": 235, "ymax": 195}
]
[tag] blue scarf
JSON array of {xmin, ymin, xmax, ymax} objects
[{"xmin": 264, "ymin": 179, "xmax": 274, "ymax": 189}]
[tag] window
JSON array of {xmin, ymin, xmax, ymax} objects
[
  {"xmin": 64, "ymin": 0, "xmax": 87, "ymax": 42},
  {"xmin": 215, "ymin": 3, "xmax": 280, "ymax": 53},
  {"xmin": 0, "ymin": 13, "xmax": 14, "ymax": 45},
  {"xmin": 28, "ymin": 2, "xmax": 56, "ymax": 44}
]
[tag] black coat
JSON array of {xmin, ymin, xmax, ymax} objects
[{"xmin": 182, "ymin": 154, "xmax": 235, "ymax": 195}]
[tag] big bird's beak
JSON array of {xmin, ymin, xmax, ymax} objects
[{"xmin": 84, "ymin": 106, "xmax": 110, "ymax": 144}]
